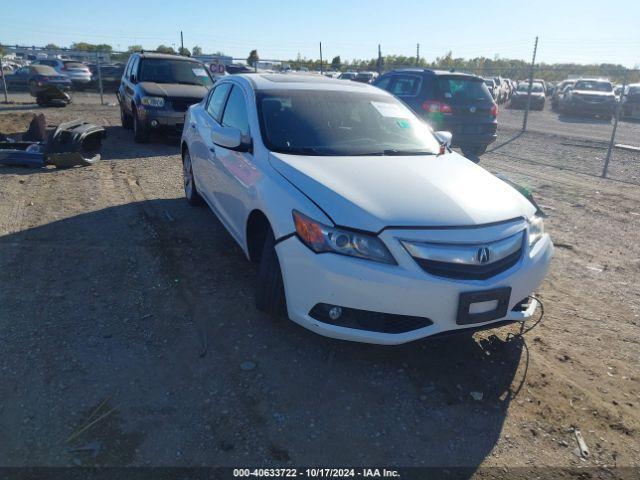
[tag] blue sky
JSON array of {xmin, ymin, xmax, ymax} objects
[{"xmin": 2, "ymin": 0, "xmax": 639, "ymax": 66}]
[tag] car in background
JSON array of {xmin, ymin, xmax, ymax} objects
[
  {"xmin": 510, "ymin": 82, "xmax": 546, "ymax": 110},
  {"xmin": 4, "ymin": 64, "xmax": 72, "ymax": 92},
  {"xmin": 226, "ymin": 63, "xmax": 254, "ymax": 74},
  {"xmin": 180, "ymin": 73, "xmax": 553, "ymax": 344},
  {"xmin": 559, "ymin": 79, "xmax": 616, "ymax": 119},
  {"xmin": 492, "ymin": 76, "xmax": 506, "ymax": 103},
  {"xmin": 374, "ymin": 69, "xmax": 498, "ymax": 157},
  {"xmin": 484, "ymin": 78, "xmax": 497, "ymax": 100},
  {"xmin": 621, "ymin": 83, "xmax": 640, "ymax": 120},
  {"xmin": 354, "ymin": 71, "xmax": 377, "ymax": 83},
  {"xmin": 551, "ymin": 80, "xmax": 575, "ymax": 110},
  {"xmin": 338, "ymin": 72, "xmax": 357, "ymax": 80},
  {"xmin": 32, "ymin": 59, "xmax": 92, "ymax": 89},
  {"xmin": 118, "ymin": 52, "xmax": 214, "ymax": 143},
  {"xmin": 91, "ymin": 64, "xmax": 126, "ymax": 90}
]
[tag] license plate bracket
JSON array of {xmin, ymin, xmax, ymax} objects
[{"xmin": 456, "ymin": 287, "xmax": 511, "ymax": 325}]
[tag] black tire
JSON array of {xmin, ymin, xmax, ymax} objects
[
  {"xmin": 133, "ymin": 109, "xmax": 150, "ymax": 143},
  {"xmin": 182, "ymin": 150, "xmax": 204, "ymax": 206},
  {"xmin": 255, "ymin": 228, "xmax": 287, "ymax": 317},
  {"xmin": 461, "ymin": 145, "xmax": 487, "ymax": 159},
  {"xmin": 120, "ymin": 104, "xmax": 133, "ymax": 129}
]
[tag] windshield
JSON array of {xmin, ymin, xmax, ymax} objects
[
  {"xmin": 257, "ymin": 90, "xmax": 440, "ymax": 156},
  {"xmin": 574, "ymin": 81, "xmax": 612, "ymax": 92},
  {"xmin": 139, "ymin": 59, "xmax": 213, "ymax": 86},
  {"xmin": 517, "ymin": 83, "xmax": 544, "ymax": 92}
]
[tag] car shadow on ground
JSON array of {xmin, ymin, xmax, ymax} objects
[
  {"xmin": 97, "ymin": 125, "xmax": 181, "ymax": 160},
  {"xmin": 0, "ymin": 198, "xmax": 526, "ymax": 470}
]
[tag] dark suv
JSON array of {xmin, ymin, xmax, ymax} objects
[
  {"xmin": 374, "ymin": 69, "xmax": 497, "ymax": 157},
  {"xmin": 118, "ymin": 52, "xmax": 214, "ymax": 142}
]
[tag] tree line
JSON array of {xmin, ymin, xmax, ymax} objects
[{"xmin": 3, "ymin": 42, "xmax": 636, "ymax": 83}]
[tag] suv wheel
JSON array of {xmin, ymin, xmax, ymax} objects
[
  {"xmin": 120, "ymin": 105, "xmax": 133, "ymax": 129},
  {"xmin": 255, "ymin": 227, "xmax": 287, "ymax": 317},
  {"xmin": 133, "ymin": 110, "xmax": 150, "ymax": 143},
  {"xmin": 182, "ymin": 150, "xmax": 204, "ymax": 206},
  {"xmin": 461, "ymin": 145, "xmax": 487, "ymax": 160}
]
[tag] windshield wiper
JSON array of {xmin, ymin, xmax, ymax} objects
[{"xmin": 352, "ymin": 149, "xmax": 436, "ymax": 156}]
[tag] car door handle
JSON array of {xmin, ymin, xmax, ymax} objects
[{"xmin": 191, "ymin": 123, "xmax": 196, "ymax": 128}]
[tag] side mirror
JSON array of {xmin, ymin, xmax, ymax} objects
[
  {"xmin": 434, "ymin": 131, "xmax": 452, "ymax": 148},
  {"xmin": 212, "ymin": 126, "xmax": 252, "ymax": 152}
]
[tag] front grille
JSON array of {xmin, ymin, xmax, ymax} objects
[
  {"xmin": 403, "ymin": 231, "xmax": 524, "ymax": 281},
  {"xmin": 170, "ymin": 98, "xmax": 200, "ymax": 112},
  {"xmin": 415, "ymin": 249, "xmax": 521, "ymax": 280},
  {"xmin": 309, "ymin": 304, "xmax": 433, "ymax": 334}
]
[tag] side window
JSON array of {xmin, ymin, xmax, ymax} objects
[
  {"xmin": 374, "ymin": 75, "xmax": 392, "ymax": 91},
  {"xmin": 389, "ymin": 75, "xmax": 423, "ymax": 96},
  {"xmin": 206, "ymin": 83, "xmax": 232, "ymax": 123},
  {"xmin": 130, "ymin": 57, "xmax": 140, "ymax": 80},
  {"xmin": 221, "ymin": 86, "xmax": 250, "ymax": 135},
  {"xmin": 124, "ymin": 57, "xmax": 133, "ymax": 79}
]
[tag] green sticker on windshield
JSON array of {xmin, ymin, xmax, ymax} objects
[{"xmin": 397, "ymin": 119, "xmax": 410, "ymax": 129}]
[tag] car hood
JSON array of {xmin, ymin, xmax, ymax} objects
[
  {"xmin": 269, "ymin": 151, "xmax": 536, "ymax": 232},
  {"xmin": 138, "ymin": 82, "xmax": 208, "ymax": 99}
]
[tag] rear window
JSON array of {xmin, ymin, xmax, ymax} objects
[
  {"xmin": 436, "ymin": 77, "xmax": 493, "ymax": 104},
  {"xmin": 389, "ymin": 75, "xmax": 422, "ymax": 96},
  {"xmin": 574, "ymin": 81, "xmax": 612, "ymax": 92}
]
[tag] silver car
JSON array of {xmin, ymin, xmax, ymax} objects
[{"xmin": 33, "ymin": 59, "xmax": 92, "ymax": 89}]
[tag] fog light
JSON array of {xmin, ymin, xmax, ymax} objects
[
  {"xmin": 328, "ymin": 306, "xmax": 343, "ymax": 320},
  {"xmin": 150, "ymin": 120, "xmax": 159, "ymax": 128}
]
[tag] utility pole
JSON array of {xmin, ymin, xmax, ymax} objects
[
  {"xmin": 0, "ymin": 62, "xmax": 8, "ymax": 103},
  {"xmin": 603, "ymin": 70, "xmax": 628, "ymax": 178},
  {"xmin": 180, "ymin": 31, "xmax": 184, "ymax": 54},
  {"xmin": 377, "ymin": 44, "xmax": 382, "ymax": 74},
  {"xmin": 319, "ymin": 42, "xmax": 323, "ymax": 74},
  {"xmin": 416, "ymin": 43, "xmax": 420, "ymax": 66},
  {"xmin": 522, "ymin": 36, "xmax": 538, "ymax": 132}
]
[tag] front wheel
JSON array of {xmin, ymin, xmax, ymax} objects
[
  {"xmin": 133, "ymin": 110, "xmax": 150, "ymax": 143},
  {"xmin": 120, "ymin": 104, "xmax": 133, "ymax": 129},
  {"xmin": 255, "ymin": 228, "xmax": 287, "ymax": 317},
  {"xmin": 461, "ymin": 145, "xmax": 487, "ymax": 160},
  {"xmin": 182, "ymin": 150, "xmax": 204, "ymax": 206}
]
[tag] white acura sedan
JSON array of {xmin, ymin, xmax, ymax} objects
[{"xmin": 180, "ymin": 74, "xmax": 553, "ymax": 344}]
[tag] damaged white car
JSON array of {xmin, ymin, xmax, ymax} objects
[{"xmin": 180, "ymin": 74, "xmax": 553, "ymax": 344}]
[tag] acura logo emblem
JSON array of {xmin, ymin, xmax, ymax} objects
[
  {"xmin": 470, "ymin": 106, "xmax": 477, "ymax": 113},
  {"xmin": 477, "ymin": 247, "xmax": 490, "ymax": 264}
]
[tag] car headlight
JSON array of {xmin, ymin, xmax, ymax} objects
[
  {"xmin": 141, "ymin": 96, "xmax": 165, "ymax": 107},
  {"xmin": 528, "ymin": 215, "xmax": 545, "ymax": 246},
  {"xmin": 293, "ymin": 210, "xmax": 395, "ymax": 264}
]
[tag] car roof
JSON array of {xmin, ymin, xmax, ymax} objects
[
  {"xmin": 234, "ymin": 73, "xmax": 378, "ymax": 93},
  {"xmin": 384, "ymin": 68, "xmax": 483, "ymax": 80},
  {"xmin": 135, "ymin": 52, "xmax": 201, "ymax": 62}
]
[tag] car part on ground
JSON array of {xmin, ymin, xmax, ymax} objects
[
  {"xmin": 0, "ymin": 115, "xmax": 106, "ymax": 168},
  {"xmin": 33, "ymin": 84, "xmax": 72, "ymax": 107}
]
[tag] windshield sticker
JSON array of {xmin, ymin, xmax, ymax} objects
[
  {"xmin": 192, "ymin": 68, "xmax": 207, "ymax": 76},
  {"xmin": 371, "ymin": 101, "xmax": 407, "ymax": 118}
]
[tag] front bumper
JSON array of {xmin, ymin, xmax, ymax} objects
[
  {"xmin": 277, "ymin": 220, "xmax": 553, "ymax": 344},
  {"xmin": 137, "ymin": 106, "xmax": 185, "ymax": 131}
]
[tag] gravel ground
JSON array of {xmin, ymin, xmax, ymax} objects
[{"xmin": 0, "ymin": 98, "xmax": 638, "ymax": 470}]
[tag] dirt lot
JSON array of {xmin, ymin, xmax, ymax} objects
[{"xmin": 0, "ymin": 95, "xmax": 639, "ymax": 471}]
